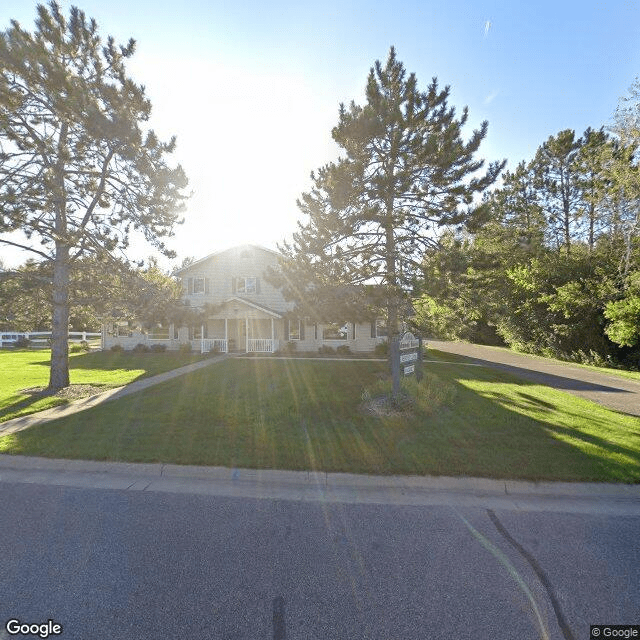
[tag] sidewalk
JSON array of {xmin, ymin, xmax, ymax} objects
[
  {"xmin": 0, "ymin": 454, "xmax": 638, "ymax": 515},
  {"xmin": 0, "ymin": 353, "xmax": 228, "ymax": 437}
]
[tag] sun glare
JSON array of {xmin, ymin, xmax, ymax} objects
[{"xmin": 132, "ymin": 55, "xmax": 338, "ymax": 262}]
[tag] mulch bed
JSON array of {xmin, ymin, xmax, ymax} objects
[{"xmin": 21, "ymin": 384, "xmax": 107, "ymax": 400}]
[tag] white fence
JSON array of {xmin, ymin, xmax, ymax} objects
[
  {"xmin": 200, "ymin": 338, "xmax": 228, "ymax": 354},
  {"xmin": 0, "ymin": 331, "xmax": 102, "ymax": 348},
  {"xmin": 247, "ymin": 338, "xmax": 275, "ymax": 353}
]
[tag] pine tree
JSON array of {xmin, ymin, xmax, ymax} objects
[
  {"xmin": 531, "ymin": 129, "xmax": 583, "ymax": 255},
  {"xmin": 274, "ymin": 47, "xmax": 504, "ymax": 338},
  {"xmin": 0, "ymin": 2, "xmax": 188, "ymax": 390}
]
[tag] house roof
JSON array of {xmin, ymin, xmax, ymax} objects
[
  {"xmin": 210, "ymin": 297, "xmax": 283, "ymax": 319},
  {"xmin": 174, "ymin": 244, "xmax": 280, "ymax": 275}
]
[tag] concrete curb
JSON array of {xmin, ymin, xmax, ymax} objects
[{"xmin": 1, "ymin": 454, "xmax": 638, "ymax": 499}]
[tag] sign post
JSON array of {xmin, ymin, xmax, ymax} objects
[{"xmin": 391, "ymin": 332, "xmax": 421, "ymax": 395}]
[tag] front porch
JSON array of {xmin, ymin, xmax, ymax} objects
[{"xmin": 199, "ymin": 299, "xmax": 283, "ymax": 354}]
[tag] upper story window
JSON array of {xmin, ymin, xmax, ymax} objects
[
  {"xmin": 236, "ymin": 276, "xmax": 257, "ymax": 294},
  {"xmin": 193, "ymin": 277, "xmax": 205, "ymax": 295},
  {"xmin": 186, "ymin": 276, "xmax": 208, "ymax": 295}
]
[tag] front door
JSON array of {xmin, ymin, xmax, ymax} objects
[{"xmin": 227, "ymin": 319, "xmax": 246, "ymax": 352}]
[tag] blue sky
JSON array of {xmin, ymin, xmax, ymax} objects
[{"xmin": 1, "ymin": 0, "xmax": 639, "ymax": 267}]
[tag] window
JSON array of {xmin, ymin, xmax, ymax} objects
[
  {"xmin": 322, "ymin": 322, "xmax": 348, "ymax": 340},
  {"xmin": 189, "ymin": 325, "xmax": 207, "ymax": 340},
  {"xmin": 288, "ymin": 320, "xmax": 301, "ymax": 340},
  {"xmin": 114, "ymin": 324, "xmax": 132, "ymax": 337},
  {"xmin": 193, "ymin": 277, "xmax": 205, "ymax": 294},
  {"xmin": 149, "ymin": 325, "xmax": 170, "ymax": 340},
  {"xmin": 376, "ymin": 318, "xmax": 388, "ymax": 338},
  {"xmin": 236, "ymin": 276, "xmax": 256, "ymax": 294}
]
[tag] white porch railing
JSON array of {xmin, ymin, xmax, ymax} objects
[
  {"xmin": 200, "ymin": 338, "xmax": 228, "ymax": 354},
  {"xmin": 247, "ymin": 338, "xmax": 274, "ymax": 353}
]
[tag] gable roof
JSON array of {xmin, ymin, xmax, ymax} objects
[
  {"xmin": 174, "ymin": 244, "xmax": 280, "ymax": 275},
  {"xmin": 209, "ymin": 297, "xmax": 283, "ymax": 319}
]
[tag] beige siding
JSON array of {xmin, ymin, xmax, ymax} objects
[
  {"xmin": 105, "ymin": 244, "xmax": 386, "ymax": 353},
  {"xmin": 285, "ymin": 322, "xmax": 383, "ymax": 354},
  {"xmin": 180, "ymin": 245, "xmax": 291, "ymax": 313}
]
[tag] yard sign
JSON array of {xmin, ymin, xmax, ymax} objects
[{"xmin": 391, "ymin": 331, "xmax": 422, "ymax": 394}]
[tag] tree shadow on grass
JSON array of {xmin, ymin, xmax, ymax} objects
[
  {"xmin": 410, "ymin": 358, "xmax": 640, "ymax": 482},
  {"xmin": 2, "ymin": 356, "xmax": 639, "ymax": 482},
  {"xmin": 0, "ymin": 389, "xmax": 70, "ymax": 423}
]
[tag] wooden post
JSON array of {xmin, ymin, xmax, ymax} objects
[
  {"xmin": 224, "ymin": 318, "xmax": 228, "ymax": 353},
  {"xmin": 271, "ymin": 318, "xmax": 275, "ymax": 353},
  {"xmin": 245, "ymin": 316, "xmax": 249, "ymax": 352}
]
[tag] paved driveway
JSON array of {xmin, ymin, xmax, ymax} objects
[{"xmin": 427, "ymin": 340, "xmax": 640, "ymax": 417}]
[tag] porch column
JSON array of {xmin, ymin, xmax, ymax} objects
[
  {"xmin": 271, "ymin": 318, "xmax": 275, "ymax": 353},
  {"xmin": 224, "ymin": 318, "xmax": 228, "ymax": 353},
  {"xmin": 201, "ymin": 324, "xmax": 204, "ymax": 354}
]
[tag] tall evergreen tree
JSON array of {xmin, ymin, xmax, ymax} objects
[
  {"xmin": 0, "ymin": 2, "xmax": 188, "ymax": 389},
  {"xmin": 273, "ymin": 47, "xmax": 504, "ymax": 338},
  {"xmin": 574, "ymin": 127, "xmax": 611, "ymax": 251},
  {"xmin": 531, "ymin": 129, "xmax": 583, "ymax": 254}
]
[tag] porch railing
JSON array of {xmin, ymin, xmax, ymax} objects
[
  {"xmin": 247, "ymin": 338, "xmax": 274, "ymax": 353},
  {"xmin": 200, "ymin": 338, "xmax": 228, "ymax": 354}
]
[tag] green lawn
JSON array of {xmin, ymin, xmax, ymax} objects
[
  {"xmin": 1, "ymin": 355, "xmax": 639, "ymax": 483},
  {"xmin": 0, "ymin": 349, "xmax": 207, "ymax": 423}
]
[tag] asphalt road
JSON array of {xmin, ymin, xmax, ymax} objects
[
  {"xmin": 427, "ymin": 340, "xmax": 640, "ymax": 417},
  {"xmin": 1, "ymin": 477, "xmax": 638, "ymax": 640}
]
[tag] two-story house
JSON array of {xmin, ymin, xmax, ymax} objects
[{"xmin": 103, "ymin": 244, "xmax": 388, "ymax": 353}]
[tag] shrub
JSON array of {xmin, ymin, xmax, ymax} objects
[
  {"xmin": 336, "ymin": 345, "xmax": 351, "ymax": 355},
  {"xmin": 110, "ymin": 344, "xmax": 124, "ymax": 352},
  {"xmin": 361, "ymin": 372, "xmax": 456, "ymax": 415},
  {"xmin": 374, "ymin": 342, "xmax": 389, "ymax": 356},
  {"xmin": 150, "ymin": 343, "xmax": 167, "ymax": 353},
  {"xmin": 13, "ymin": 337, "xmax": 31, "ymax": 349},
  {"xmin": 318, "ymin": 345, "xmax": 335, "ymax": 355},
  {"xmin": 132, "ymin": 342, "xmax": 150, "ymax": 353},
  {"xmin": 70, "ymin": 340, "xmax": 91, "ymax": 353},
  {"xmin": 178, "ymin": 342, "xmax": 192, "ymax": 354}
]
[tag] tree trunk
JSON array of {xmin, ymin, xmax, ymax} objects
[
  {"xmin": 48, "ymin": 242, "xmax": 70, "ymax": 391},
  {"xmin": 385, "ymin": 217, "xmax": 401, "ymax": 395},
  {"xmin": 49, "ymin": 121, "xmax": 70, "ymax": 392}
]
